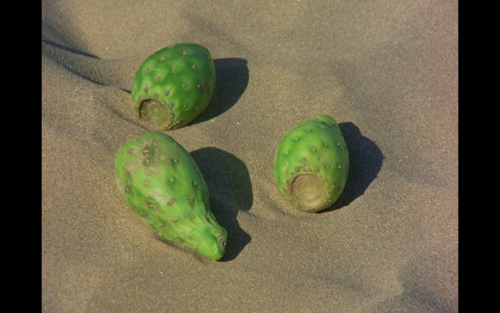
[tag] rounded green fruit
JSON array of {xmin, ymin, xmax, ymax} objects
[
  {"xmin": 273, "ymin": 115, "xmax": 349, "ymax": 212},
  {"xmin": 131, "ymin": 43, "xmax": 216, "ymax": 130},
  {"xmin": 114, "ymin": 131, "xmax": 227, "ymax": 260}
]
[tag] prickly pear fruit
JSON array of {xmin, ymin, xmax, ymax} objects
[
  {"xmin": 273, "ymin": 115, "xmax": 349, "ymax": 212},
  {"xmin": 114, "ymin": 131, "xmax": 227, "ymax": 260},
  {"xmin": 131, "ymin": 43, "xmax": 216, "ymax": 130}
]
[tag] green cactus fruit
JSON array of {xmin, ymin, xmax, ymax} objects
[
  {"xmin": 114, "ymin": 131, "xmax": 227, "ymax": 260},
  {"xmin": 131, "ymin": 43, "xmax": 216, "ymax": 130},
  {"xmin": 273, "ymin": 115, "xmax": 349, "ymax": 213}
]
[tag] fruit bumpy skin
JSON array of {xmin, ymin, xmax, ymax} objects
[
  {"xmin": 114, "ymin": 132, "xmax": 227, "ymax": 260},
  {"xmin": 273, "ymin": 115, "xmax": 349, "ymax": 213},
  {"xmin": 131, "ymin": 43, "xmax": 216, "ymax": 130}
]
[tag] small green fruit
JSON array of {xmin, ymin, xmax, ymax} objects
[
  {"xmin": 131, "ymin": 43, "xmax": 216, "ymax": 130},
  {"xmin": 114, "ymin": 131, "xmax": 227, "ymax": 260},
  {"xmin": 273, "ymin": 115, "xmax": 349, "ymax": 212}
]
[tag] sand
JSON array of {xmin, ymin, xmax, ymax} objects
[{"xmin": 42, "ymin": 0, "xmax": 458, "ymax": 312}]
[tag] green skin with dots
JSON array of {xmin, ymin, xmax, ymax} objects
[
  {"xmin": 114, "ymin": 131, "xmax": 227, "ymax": 260},
  {"xmin": 131, "ymin": 43, "xmax": 216, "ymax": 130},
  {"xmin": 273, "ymin": 115, "xmax": 349, "ymax": 212}
]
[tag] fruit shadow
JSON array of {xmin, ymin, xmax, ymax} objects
[
  {"xmin": 324, "ymin": 122, "xmax": 384, "ymax": 212},
  {"xmin": 190, "ymin": 147, "xmax": 252, "ymax": 261},
  {"xmin": 191, "ymin": 58, "xmax": 249, "ymax": 125}
]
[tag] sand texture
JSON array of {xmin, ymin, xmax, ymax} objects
[{"xmin": 42, "ymin": 0, "xmax": 458, "ymax": 312}]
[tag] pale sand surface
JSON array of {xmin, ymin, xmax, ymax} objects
[{"xmin": 42, "ymin": 0, "xmax": 458, "ymax": 312}]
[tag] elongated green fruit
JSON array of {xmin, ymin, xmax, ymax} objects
[
  {"xmin": 114, "ymin": 132, "xmax": 227, "ymax": 260},
  {"xmin": 273, "ymin": 115, "xmax": 349, "ymax": 212},
  {"xmin": 131, "ymin": 43, "xmax": 216, "ymax": 130}
]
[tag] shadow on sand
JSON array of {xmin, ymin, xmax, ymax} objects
[
  {"xmin": 190, "ymin": 147, "xmax": 252, "ymax": 261},
  {"xmin": 191, "ymin": 58, "xmax": 249, "ymax": 125},
  {"xmin": 324, "ymin": 122, "xmax": 384, "ymax": 212}
]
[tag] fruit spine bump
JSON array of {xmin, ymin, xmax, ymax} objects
[
  {"xmin": 131, "ymin": 43, "xmax": 216, "ymax": 130},
  {"xmin": 272, "ymin": 115, "xmax": 349, "ymax": 213},
  {"xmin": 114, "ymin": 131, "xmax": 227, "ymax": 260}
]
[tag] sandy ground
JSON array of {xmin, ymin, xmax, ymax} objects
[{"xmin": 42, "ymin": 0, "xmax": 458, "ymax": 312}]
